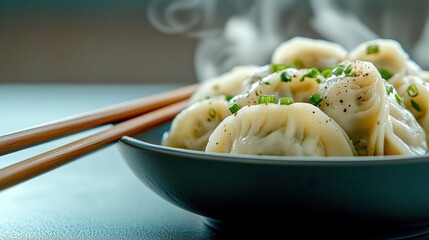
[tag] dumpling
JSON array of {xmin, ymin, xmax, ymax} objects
[
  {"xmin": 206, "ymin": 103, "xmax": 356, "ymax": 157},
  {"xmin": 240, "ymin": 63, "xmax": 319, "ymax": 91},
  {"xmin": 231, "ymin": 67, "xmax": 324, "ymax": 106},
  {"xmin": 385, "ymin": 82, "xmax": 427, "ymax": 155},
  {"xmin": 189, "ymin": 65, "xmax": 259, "ymax": 104},
  {"xmin": 348, "ymin": 39, "xmax": 429, "ymax": 85},
  {"xmin": 162, "ymin": 98, "xmax": 231, "ymax": 151},
  {"xmin": 392, "ymin": 75, "xmax": 429, "ymax": 144},
  {"xmin": 241, "ymin": 64, "xmax": 272, "ymax": 88},
  {"xmin": 271, "ymin": 37, "xmax": 347, "ymax": 69},
  {"xmin": 317, "ymin": 60, "xmax": 427, "ymax": 156},
  {"xmin": 418, "ymin": 71, "xmax": 429, "ymax": 83},
  {"xmin": 348, "ymin": 39, "xmax": 409, "ymax": 80},
  {"xmin": 407, "ymin": 60, "xmax": 424, "ymax": 76}
]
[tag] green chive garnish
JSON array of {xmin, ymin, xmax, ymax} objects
[
  {"xmin": 411, "ymin": 100, "xmax": 423, "ymax": 112},
  {"xmin": 229, "ymin": 103, "xmax": 241, "ymax": 114},
  {"xmin": 321, "ymin": 68, "xmax": 333, "ymax": 78},
  {"xmin": 258, "ymin": 95, "xmax": 277, "ymax": 104},
  {"xmin": 225, "ymin": 95, "xmax": 234, "ymax": 101},
  {"xmin": 279, "ymin": 97, "xmax": 294, "ymax": 105},
  {"xmin": 300, "ymin": 68, "xmax": 320, "ymax": 81},
  {"xmin": 280, "ymin": 72, "xmax": 292, "ymax": 82},
  {"xmin": 367, "ymin": 44, "xmax": 379, "ymax": 54},
  {"xmin": 386, "ymin": 85, "xmax": 394, "ymax": 95},
  {"xmin": 379, "ymin": 68, "xmax": 393, "ymax": 80},
  {"xmin": 263, "ymin": 81, "xmax": 271, "ymax": 85},
  {"xmin": 395, "ymin": 93, "xmax": 403, "ymax": 105},
  {"xmin": 343, "ymin": 64, "xmax": 352, "ymax": 75},
  {"xmin": 294, "ymin": 59, "xmax": 305, "ymax": 68},
  {"xmin": 209, "ymin": 108, "xmax": 216, "ymax": 119},
  {"xmin": 407, "ymin": 84, "xmax": 419, "ymax": 97},
  {"xmin": 331, "ymin": 66, "xmax": 344, "ymax": 76},
  {"xmin": 270, "ymin": 64, "xmax": 291, "ymax": 73},
  {"xmin": 309, "ymin": 93, "xmax": 323, "ymax": 106}
]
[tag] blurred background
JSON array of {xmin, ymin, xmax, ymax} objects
[
  {"xmin": 0, "ymin": 0, "xmax": 197, "ymax": 84},
  {"xmin": 1, "ymin": 0, "xmax": 429, "ymax": 84}
]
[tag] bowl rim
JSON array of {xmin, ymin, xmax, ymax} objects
[{"xmin": 120, "ymin": 136, "xmax": 429, "ymax": 167}]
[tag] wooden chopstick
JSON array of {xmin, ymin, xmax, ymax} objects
[
  {"xmin": 0, "ymin": 100, "xmax": 188, "ymax": 191},
  {"xmin": 0, "ymin": 84, "xmax": 197, "ymax": 156}
]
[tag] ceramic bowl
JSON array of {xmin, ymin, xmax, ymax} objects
[{"xmin": 119, "ymin": 122, "xmax": 429, "ymax": 238}]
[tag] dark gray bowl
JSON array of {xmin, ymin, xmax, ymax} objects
[{"xmin": 119, "ymin": 122, "xmax": 429, "ymax": 239}]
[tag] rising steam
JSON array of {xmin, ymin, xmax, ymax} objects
[{"xmin": 148, "ymin": 0, "xmax": 429, "ymax": 81}]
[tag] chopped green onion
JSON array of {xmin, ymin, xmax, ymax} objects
[
  {"xmin": 407, "ymin": 84, "xmax": 419, "ymax": 97},
  {"xmin": 343, "ymin": 64, "xmax": 353, "ymax": 76},
  {"xmin": 280, "ymin": 72, "xmax": 292, "ymax": 82},
  {"xmin": 315, "ymin": 78, "xmax": 321, "ymax": 84},
  {"xmin": 411, "ymin": 100, "xmax": 423, "ymax": 112},
  {"xmin": 386, "ymin": 85, "xmax": 394, "ymax": 95},
  {"xmin": 294, "ymin": 59, "xmax": 305, "ymax": 68},
  {"xmin": 305, "ymin": 68, "xmax": 320, "ymax": 78},
  {"xmin": 270, "ymin": 64, "xmax": 291, "ymax": 73},
  {"xmin": 209, "ymin": 108, "xmax": 216, "ymax": 118},
  {"xmin": 263, "ymin": 81, "xmax": 271, "ymax": 85},
  {"xmin": 300, "ymin": 68, "xmax": 320, "ymax": 81},
  {"xmin": 395, "ymin": 93, "xmax": 403, "ymax": 105},
  {"xmin": 279, "ymin": 97, "xmax": 294, "ymax": 105},
  {"xmin": 331, "ymin": 66, "xmax": 344, "ymax": 76},
  {"xmin": 309, "ymin": 93, "xmax": 323, "ymax": 106},
  {"xmin": 367, "ymin": 44, "xmax": 379, "ymax": 54},
  {"xmin": 258, "ymin": 95, "xmax": 277, "ymax": 104},
  {"xmin": 225, "ymin": 95, "xmax": 234, "ymax": 101},
  {"xmin": 229, "ymin": 103, "xmax": 241, "ymax": 114},
  {"xmin": 379, "ymin": 68, "xmax": 393, "ymax": 80},
  {"xmin": 321, "ymin": 68, "xmax": 333, "ymax": 78}
]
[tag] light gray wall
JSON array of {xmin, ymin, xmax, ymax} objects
[{"xmin": 0, "ymin": 6, "xmax": 197, "ymax": 83}]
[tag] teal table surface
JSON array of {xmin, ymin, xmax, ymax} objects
[{"xmin": 0, "ymin": 84, "xmax": 216, "ymax": 239}]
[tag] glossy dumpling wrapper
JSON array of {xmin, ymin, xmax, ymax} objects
[
  {"xmin": 405, "ymin": 60, "xmax": 429, "ymax": 82},
  {"xmin": 206, "ymin": 103, "xmax": 356, "ymax": 157},
  {"xmin": 231, "ymin": 68, "xmax": 324, "ymax": 106},
  {"xmin": 407, "ymin": 60, "xmax": 424, "ymax": 76},
  {"xmin": 162, "ymin": 98, "xmax": 231, "ymax": 151},
  {"xmin": 317, "ymin": 60, "xmax": 427, "ymax": 156},
  {"xmin": 384, "ymin": 81, "xmax": 427, "ymax": 154},
  {"xmin": 189, "ymin": 65, "xmax": 259, "ymax": 104},
  {"xmin": 418, "ymin": 71, "xmax": 429, "ymax": 83},
  {"xmin": 349, "ymin": 39, "xmax": 429, "ymax": 85},
  {"xmin": 271, "ymin": 37, "xmax": 347, "ymax": 69},
  {"xmin": 392, "ymin": 75, "xmax": 429, "ymax": 144},
  {"xmin": 241, "ymin": 64, "xmax": 272, "ymax": 89},
  {"xmin": 348, "ymin": 39, "xmax": 409, "ymax": 80}
]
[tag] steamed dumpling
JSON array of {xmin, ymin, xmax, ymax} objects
[
  {"xmin": 272, "ymin": 37, "xmax": 347, "ymax": 69},
  {"xmin": 162, "ymin": 98, "xmax": 231, "ymax": 151},
  {"xmin": 418, "ymin": 71, "xmax": 429, "ymax": 83},
  {"xmin": 392, "ymin": 75, "xmax": 429, "ymax": 144},
  {"xmin": 348, "ymin": 39, "xmax": 409, "ymax": 80},
  {"xmin": 348, "ymin": 39, "xmax": 429, "ymax": 84},
  {"xmin": 317, "ymin": 60, "xmax": 427, "ymax": 156},
  {"xmin": 231, "ymin": 67, "xmax": 324, "ymax": 106},
  {"xmin": 189, "ymin": 65, "xmax": 259, "ymax": 104},
  {"xmin": 206, "ymin": 103, "xmax": 356, "ymax": 156}
]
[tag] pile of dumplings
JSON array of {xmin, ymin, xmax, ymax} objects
[{"xmin": 162, "ymin": 37, "xmax": 429, "ymax": 157}]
